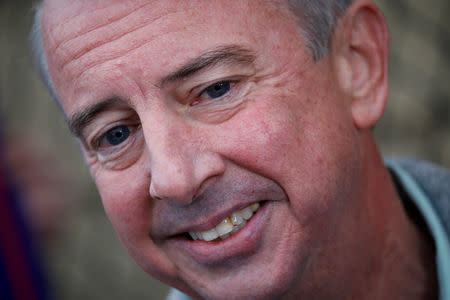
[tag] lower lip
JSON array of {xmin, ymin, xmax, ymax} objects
[{"xmin": 171, "ymin": 202, "xmax": 271, "ymax": 264}]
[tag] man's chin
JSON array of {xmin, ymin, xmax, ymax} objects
[
  {"xmin": 171, "ymin": 231, "xmax": 309, "ymax": 299},
  {"xmin": 145, "ymin": 200, "xmax": 312, "ymax": 300},
  {"xmin": 183, "ymin": 264, "xmax": 303, "ymax": 300}
]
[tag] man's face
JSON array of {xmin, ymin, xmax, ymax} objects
[{"xmin": 43, "ymin": 0, "xmax": 365, "ymax": 298}]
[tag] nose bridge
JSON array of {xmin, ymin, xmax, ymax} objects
[{"xmin": 141, "ymin": 108, "xmax": 200, "ymax": 205}]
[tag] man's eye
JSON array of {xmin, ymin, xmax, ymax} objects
[
  {"xmin": 103, "ymin": 125, "xmax": 131, "ymax": 146},
  {"xmin": 203, "ymin": 81, "xmax": 231, "ymax": 98}
]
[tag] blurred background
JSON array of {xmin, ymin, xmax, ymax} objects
[{"xmin": 0, "ymin": 0, "xmax": 449, "ymax": 299}]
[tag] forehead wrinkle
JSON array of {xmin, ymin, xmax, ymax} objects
[
  {"xmin": 48, "ymin": 1, "xmax": 147, "ymax": 52},
  {"xmin": 53, "ymin": 2, "xmax": 155, "ymax": 63},
  {"xmin": 62, "ymin": 10, "xmax": 197, "ymax": 82},
  {"xmin": 49, "ymin": 3, "xmax": 156, "ymax": 74},
  {"xmin": 46, "ymin": 1, "xmax": 109, "ymax": 42},
  {"xmin": 48, "ymin": 3, "xmax": 110, "ymax": 48}
]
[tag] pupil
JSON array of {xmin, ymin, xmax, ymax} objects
[
  {"xmin": 205, "ymin": 81, "xmax": 230, "ymax": 98},
  {"xmin": 106, "ymin": 126, "xmax": 130, "ymax": 146}
]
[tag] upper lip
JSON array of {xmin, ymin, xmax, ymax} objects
[
  {"xmin": 155, "ymin": 201, "xmax": 262, "ymax": 239},
  {"xmin": 150, "ymin": 176, "xmax": 287, "ymax": 240}
]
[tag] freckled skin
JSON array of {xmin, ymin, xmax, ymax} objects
[{"xmin": 41, "ymin": 1, "xmax": 434, "ymax": 299}]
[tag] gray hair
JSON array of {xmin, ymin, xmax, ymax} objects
[
  {"xmin": 30, "ymin": 1, "xmax": 61, "ymax": 104},
  {"xmin": 288, "ymin": 0, "xmax": 354, "ymax": 59},
  {"xmin": 30, "ymin": 0, "xmax": 354, "ymax": 102}
]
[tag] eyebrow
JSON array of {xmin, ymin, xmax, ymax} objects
[
  {"xmin": 160, "ymin": 45, "xmax": 256, "ymax": 86},
  {"xmin": 69, "ymin": 45, "xmax": 256, "ymax": 137},
  {"xmin": 69, "ymin": 97, "xmax": 124, "ymax": 137}
]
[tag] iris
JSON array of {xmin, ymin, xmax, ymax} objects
[
  {"xmin": 105, "ymin": 126, "xmax": 130, "ymax": 146},
  {"xmin": 205, "ymin": 81, "xmax": 231, "ymax": 98}
]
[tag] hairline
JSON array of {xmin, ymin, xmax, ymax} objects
[{"xmin": 31, "ymin": 1, "xmax": 63, "ymax": 108}]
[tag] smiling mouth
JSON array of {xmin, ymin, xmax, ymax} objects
[{"xmin": 187, "ymin": 203, "xmax": 261, "ymax": 242}]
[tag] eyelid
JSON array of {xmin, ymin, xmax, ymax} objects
[
  {"xmin": 192, "ymin": 76, "xmax": 241, "ymax": 94},
  {"xmin": 190, "ymin": 76, "xmax": 242, "ymax": 104},
  {"xmin": 92, "ymin": 122, "xmax": 138, "ymax": 150},
  {"xmin": 95, "ymin": 126, "xmax": 144, "ymax": 170},
  {"xmin": 81, "ymin": 109, "xmax": 136, "ymax": 141},
  {"xmin": 85, "ymin": 115, "xmax": 139, "ymax": 150}
]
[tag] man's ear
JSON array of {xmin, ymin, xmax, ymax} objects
[{"xmin": 331, "ymin": 0, "xmax": 390, "ymax": 129}]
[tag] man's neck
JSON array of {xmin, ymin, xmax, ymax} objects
[
  {"xmin": 356, "ymin": 140, "xmax": 438, "ymax": 300},
  {"xmin": 281, "ymin": 136, "xmax": 438, "ymax": 300}
]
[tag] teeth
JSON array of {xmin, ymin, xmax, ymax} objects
[
  {"xmin": 215, "ymin": 218, "xmax": 233, "ymax": 236},
  {"xmin": 188, "ymin": 203, "xmax": 261, "ymax": 242},
  {"xmin": 230, "ymin": 212, "xmax": 244, "ymax": 225},
  {"xmin": 220, "ymin": 233, "xmax": 231, "ymax": 240},
  {"xmin": 231, "ymin": 220, "xmax": 246, "ymax": 234},
  {"xmin": 201, "ymin": 229, "xmax": 219, "ymax": 242},
  {"xmin": 189, "ymin": 231, "xmax": 199, "ymax": 240},
  {"xmin": 250, "ymin": 203, "xmax": 260, "ymax": 212},
  {"xmin": 240, "ymin": 207, "xmax": 253, "ymax": 220}
]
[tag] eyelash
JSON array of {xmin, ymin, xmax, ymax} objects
[
  {"xmin": 90, "ymin": 122, "xmax": 140, "ymax": 150},
  {"xmin": 85, "ymin": 78, "xmax": 245, "ymax": 150},
  {"xmin": 191, "ymin": 78, "xmax": 240, "ymax": 106}
]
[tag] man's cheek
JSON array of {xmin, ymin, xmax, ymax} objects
[
  {"xmin": 94, "ymin": 172, "xmax": 149, "ymax": 233},
  {"xmin": 216, "ymin": 99, "xmax": 303, "ymax": 172},
  {"xmin": 215, "ymin": 92, "xmax": 351, "ymax": 214}
]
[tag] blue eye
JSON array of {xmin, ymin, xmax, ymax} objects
[
  {"xmin": 105, "ymin": 126, "xmax": 130, "ymax": 146},
  {"xmin": 204, "ymin": 81, "xmax": 231, "ymax": 98}
]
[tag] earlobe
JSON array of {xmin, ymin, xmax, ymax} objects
[{"xmin": 332, "ymin": 0, "xmax": 390, "ymax": 129}]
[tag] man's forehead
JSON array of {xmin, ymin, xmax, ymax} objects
[
  {"xmin": 42, "ymin": 1, "xmax": 208, "ymax": 92},
  {"xmin": 41, "ymin": 0, "xmax": 307, "ymax": 114},
  {"xmin": 42, "ymin": 0, "xmax": 290, "ymax": 42},
  {"xmin": 42, "ymin": 1, "xmax": 159, "ymax": 51},
  {"xmin": 42, "ymin": 0, "xmax": 296, "ymax": 74}
]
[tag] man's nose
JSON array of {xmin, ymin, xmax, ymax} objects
[{"xmin": 143, "ymin": 111, "xmax": 224, "ymax": 205}]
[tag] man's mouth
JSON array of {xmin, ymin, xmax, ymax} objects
[{"xmin": 188, "ymin": 203, "xmax": 260, "ymax": 242}]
